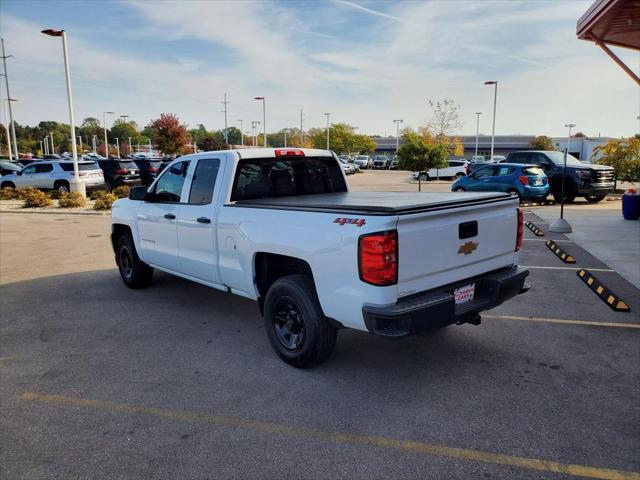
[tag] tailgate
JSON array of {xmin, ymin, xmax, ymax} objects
[{"xmin": 396, "ymin": 198, "xmax": 518, "ymax": 298}]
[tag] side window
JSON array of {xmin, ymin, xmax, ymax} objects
[
  {"xmin": 495, "ymin": 166, "xmax": 513, "ymax": 176},
  {"xmin": 22, "ymin": 165, "xmax": 36, "ymax": 175},
  {"xmin": 189, "ymin": 159, "xmax": 220, "ymax": 205},
  {"xmin": 473, "ymin": 166, "xmax": 494, "ymax": 178},
  {"xmin": 154, "ymin": 161, "xmax": 190, "ymax": 202},
  {"xmin": 509, "ymin": 153, "xmax": 526, "ymax": 163},
  {"xmin": 36, "ymin": 164, "xmax": 54, "ymax": 173},
  {"xmin": 532, "ymin": 154, "xmax": 551, "ymax": 167}
]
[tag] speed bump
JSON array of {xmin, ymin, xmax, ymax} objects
[
  {"xmin": 545, "ymin": 240, "xmax": 575, "ymax": 263},
  {"xmin": 525, "ymin": 221, "xmax": 544, "ymax": 236},
  {"xmin": 577, "ymin": 269, "xmax": 631, "ymax": 312}
]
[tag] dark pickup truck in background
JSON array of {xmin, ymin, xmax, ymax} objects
[{"xmin": 504, "ymin": 150, "xmax": 614, "ymax": 203}]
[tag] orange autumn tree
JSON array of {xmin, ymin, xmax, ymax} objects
[{"xmin": 148, "ymin": 113, "xmax": 188, "ymax": 155}]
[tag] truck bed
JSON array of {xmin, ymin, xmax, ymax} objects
[{"xmin": 230, "ymin": 192, "xmax": 512, "ymax": 215}]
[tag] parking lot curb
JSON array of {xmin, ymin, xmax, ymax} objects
[
  {"xmin": 525, "ymin": 221, "xmax": 545, "ymax": 236},
  {"xmin": 0, "ymin": 209, "xmax": 107, "ymax": 217},
  {"xmin": 577, "ymin": 269, "xmax": 631, "ymax": 312},
  {"xmin": 545, "ymin": 240, "xmax": 575, "ymax": 263}
]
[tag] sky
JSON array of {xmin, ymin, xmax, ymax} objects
[{"xmin": 0, "ymin": 0, "xmax": 638, "ymax": 138}]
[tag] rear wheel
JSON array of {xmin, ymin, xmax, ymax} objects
[
  {"xmin": 585, "ymin": 193, "xmax": 606, "ymax": 203},
  {"xmin": 1, "ymin": 182, "xmax": 15, "ymax": 189},
  {"xmin": 419, "ymin": 173, "xmax": 429, "ymax": 181},
  {"xmin": 53, "ymin": 181, "xmax": 70, "ymax": 193},
  {"xmin": 263, "ymin": 274, "xmax": 337, "ymax": 368},
  {"xmin": 453, "ymin": 186, "xmax": 465, "ymax": 192},
  {"xmin": 507, "ymin": 189, "xmax": 522, "ymax": 203},
  {"xmin": 116, "ymin": 233, "xmax": 153, "ymax": 289}
]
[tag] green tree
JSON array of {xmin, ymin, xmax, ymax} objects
[
  {"xmin": 397, "ymin": 131, "xmax": 448, "ymax": 191},
  {"xmin": 147, "ymin": 113, "xmax": 189, "ymax": 155},
  {"xmin": 110, "ymin": 119, "xmax": 140, "ymax": 145},
  {"xmin": 593, "ymin": 137, "xmax": 640, "ymax": 187},
  {"xmin": 310, "ymin": 123, "xmax": 375, "ymax": 154},
  {"xmin": 529, "ymin": 136, "xmax": 555, "ymax": 150}
]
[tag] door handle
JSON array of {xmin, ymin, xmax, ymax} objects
[
  {"xmin": 197, "ymin": 217, "xmax": 211, "ymax": 224},
  {"xmin": 164, "ymin": 213, "xmax": 176, "ymax": 220}
]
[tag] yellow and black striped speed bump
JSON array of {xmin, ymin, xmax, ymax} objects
[
  {"xmin": 545, "ymin": 240, "xmax": 575, "ymax": 263},
  {"xmin": 524, "ymin": 221, "xmax": 544, "ymax": 237},
  {"xmin": 577, "ymin": 269, "xmax": 631, "ymax": 312}
]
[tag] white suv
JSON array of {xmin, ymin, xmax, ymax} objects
[{"xmin": 0, "ymin": 161, "xmax": 106, "ymax": 193}]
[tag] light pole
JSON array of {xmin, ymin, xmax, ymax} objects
[
  {"xmin": 238, "ymin": 119, "xmax": 244, "ymax": 147},
  {"xmin": 77, "ymin": 135, "xmax": 82, "ymax": 154},
  {"xmin": 50, "ymin": 132, "xmax": 55, "ymax": 155},
  {"xmin": 1, "ymin": 39, "xmax": 18, "ymax": 160},
  {"xmin": 474, "ymin": 112, "xmax": 482, "ymax": 158},
  {"xmin": 2, "ymin": 98, "xmax": 15, "ymax": 160},
  {"xmin": 221, "ymin": 92, "xmax": 229, "ymax": 145},
  {"xmin": 549, "ymin": 123, "xmax": 576, "ymax": 233},
  {"xmin": 128, "ymin": 136, "xmax": 132, "ymax": 156},
  {"xmin": 92, "ymin": 135, "xmax": 97, "ymax": 154},
  {"xmin": 102, "ymin": 110, "xmax": 114, "ymax": 158},
  {"xmin": 324, "ymin": 113, "xmax": 331, "ymax": 150},
  {"xmin": 393, "ymin": 119, "xmax": 403, "ymax": 152},
  {"xmin": 115, "ymin": 137, "xmax": 120, "ymax": 158},
  {"xmin": 484, "ymin": 81, "xmax": 498, "ymax": 161},
  {"xmin": 42, "ymin": 29, "xmax": 82, "ymax": 192},
  {"xmin": 39, "ymin": 140, "xmax": 43, "ymax": 156},
  {"xmin": 254, "ymin": 96, "xmax": 266, "ymax": 147},
  {"xmin": 283, "ymin": 128, "xmax": 288, "ymax": 148},
  {"xmin": 44, "ymin": 136, "xmax": 49, "ymax": 155}
]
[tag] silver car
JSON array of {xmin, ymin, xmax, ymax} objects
[{"xmin": 0, "ymin": 161, "xmax": 106, "ymax": 193}]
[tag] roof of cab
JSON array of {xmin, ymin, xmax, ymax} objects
[{"xmin": 235, "ymin": 148, "xmax": 331, "ymax": 159}]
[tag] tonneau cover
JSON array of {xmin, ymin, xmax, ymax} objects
[{"xmin": 230, "ymin": 192, "xmax": 511, "ymax": 215}]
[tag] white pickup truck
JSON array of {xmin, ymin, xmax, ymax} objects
[{"xmin": 111, "ymin": 148, "xmax": 529, "ymax": 367}]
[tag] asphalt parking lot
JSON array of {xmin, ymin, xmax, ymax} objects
[{"xmin": 1, "ymin": 174, "xmax": 639, "ymax": 479}]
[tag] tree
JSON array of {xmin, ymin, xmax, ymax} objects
[
  {"xmin": 397, "ymin": 131, "xmax": 448, "ymax": 191},
  {"xmin": 593, "ymin": 137, "xmax": 640, "ymax": 187},
  {"xmin": 147, "ymin": 113, "xmax": 189, "ymax": 155},
  {"xmin": 310, "ymin": 122, "xmax": 375, "ymax": 154},
  {"xmin": 427, "ymin": 99, "xmax": 462, "ymax": 142},
  {"xmin": 110, "ymin": 119, "xmax": 140, "ymax": 146},
  {"xmin": 572, "ymin": 131, "xmax": 587, "ymax": 138},
  {"xmin": 198, "ymin": 131, "xmax": 226, "ymax": 152},
  {"xmin": 529, "ymin": 136, "xmax": 555, "ymax": 150}
]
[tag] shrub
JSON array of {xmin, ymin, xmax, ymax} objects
[
  {"xmin": 58, "ymin": 192, "xmax": 87, "ymax": 208},
  {"xmin": 0, "ymin": 187, "xmax": 17, "ymax": 200},
  {"xmin": 22, "ymin": 189, "xmax": 53, "ymax": 208},
  {"xmin": 16, "ymin": 187, "xmax": 41, "ymax": 200},
  {"xmin": 112, "ymin": 185, "xmax": 130, "ymax": 199},
  {"xmin": 93, "ymin": 192, "xmax": 118, "ymax": 210},
  {"xmin": 48, "ymin": 189, "xmax": 63, "ymax": 200},
  {"xmin": 90, "ymin": 190, "xmax": 109, "ymax": 200}
]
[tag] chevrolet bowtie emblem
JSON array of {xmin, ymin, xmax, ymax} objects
[{"xmin": 458, "ymin": 241, "xmax": 478, "ymax": 255}]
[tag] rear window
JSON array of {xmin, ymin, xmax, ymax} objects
[
  {"xmin": 118, "ymin": 161, "xmax": 138, "ymax": 170},
  {"xmin": 59, "ymin": 162, "xmax": 99, "ymax": 171},
  {"xmin": 524, "ymin": 167, "xmax": 544, "ymax": 176},
  {"xmin": 231, "ymin": 156, "xmax": 347, "ymax": 201}
]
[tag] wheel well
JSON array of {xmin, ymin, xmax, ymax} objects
[
  {"xmin": 1, "ymin": 181, "xmax": 15, "ymax": 188},
  {"xmin": 111, "ymin": 224, "xmax": 132, "ymax": 254},
  {"xmin": 254, "ymin": 253, "xmax": 314, "ymax": 313}
]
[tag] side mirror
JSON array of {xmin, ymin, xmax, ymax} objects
[{"xmin": 129, "ymin": 185, "xmax": 149, "ymax": 201}]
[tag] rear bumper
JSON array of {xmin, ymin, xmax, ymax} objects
[{"xmin": 363, "ymin": 266, "xmax": 529, "ymax": 337}]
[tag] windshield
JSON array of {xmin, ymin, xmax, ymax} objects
[
  {"xmin": 0, "ymin": 161, "xmax": 21, "ymax": 171},
  {"xmin": 544, "ymin": 152, "xmax": 584, "ymax": 166},
  {"xmin": 356, "ymin": 156, "xmax": 368, "ymax": 160}
]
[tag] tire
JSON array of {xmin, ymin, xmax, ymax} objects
[
  {"xmin": 455, "ymin": 172, "xmax": 465, "ymax": 178},
  {"xmin": 116, "ymin": 233, "xmax": 153, "ymax": 289},
  {"xmin": 263, "ymin": 274, "xmax": 337, "ymax": 368},
  {"xmin": 585, "ymin": 193, "xmax": 606, "ymax": 203},
  {"xmin": 454, "ymin": 186, "xmax": 465, "ymax": 192},
  {"xmin": 1, "ymin": 182, "xmax": 15, "ymax": 189},
  {"xmin": 419, "ymin": 173, "xmax": 429, "ymax": 181},
  {"xmin": 53, "ymin": 181, "xmax": 70, "ymax": 193},
  {"xmin": 507, "ymin": 189, "xmax": 522, "ymax": 202}
]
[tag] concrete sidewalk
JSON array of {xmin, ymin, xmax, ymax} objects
[{"xmin": 534, "ymin": 201, "xmax": 640, "ymax": 288}]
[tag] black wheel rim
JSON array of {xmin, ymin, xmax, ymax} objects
[
  {"xmin": 58, "ymin": 185, "xmax": 69, "ymax": 193},
  {"xmin": 272, "ymin": 297, "xmax": 305, "ymax": 351},
  {"xmin": 119, "ymin": 245, "xmax": 134, "ymax": 280}
]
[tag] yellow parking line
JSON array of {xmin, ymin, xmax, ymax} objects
[
  {"xmin": 485, "ymin": 315, "xmax": 640, "ymax": 329},
  {"xmin": 19, "ymin": 391, "xmax": 640, "ymax": 480}
]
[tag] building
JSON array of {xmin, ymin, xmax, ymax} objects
[{"xmin": 373, "ymin": 134, "xmax": 614, "ymax": 162}]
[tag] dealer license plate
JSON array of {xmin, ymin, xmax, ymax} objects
[
  {"xmin": 454, "ymin": 283, "xmax": 475, "ymax": 305},
  {"xmin": 533, "ymin": 178, "xmax": 542, "ymax": 186}
]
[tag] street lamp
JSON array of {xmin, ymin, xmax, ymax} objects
[
  {"xmin": 103, "ymin": 111, "xmax": 114, "ymax": 159},
  {"xmin": 484, "ymin": 81, "xmax": 498, "ymax": 161},
  {"xmin": 2, "ymin": 98, "xmax": 17, "ymax": 160},
  {"xmin": 283, "ymin": 128, "xmax": 288, "ymax": 148},
  {"xmin": 393, "ymin": 119, "xmax": 403, "ymax": 152},
  {"xmin": 238, "ymin": 119, "xmax": 244, "ymax": 147},
  {"xmin": 324, "ymin": 113, "xmax": 331, "ymax": 150},
  {"xmin": 474, "ymin": 112, "xmax": 482, "ymax": 159},
  {"xmin": 115, "ymin": 137, "xmax": 120, "ymax": 158},
  {"xmin": 42, "ymin": 29, "xmax": 82, "ymax": 193},
  {"xmin": 254, "ymin": 97, "xmax": 266, "ymax": 147},
  {"xmin": 92, "ymin": 135, "xmax": 97, "ymax": 154},
  {"xmin": 1, "ymin": 39, "xmax": 18, "ymax": 160},
  {"xmin": 549, "ymin": 123, "xmax": 576, "ymax": 233},
  {"xmin": 50, "ymin": 132, "xmax": 55, "ymax": 155}
]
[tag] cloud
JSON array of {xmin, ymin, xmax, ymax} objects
[{"xmin": 330, "ymin": 0, "xmax": 402, "ymax": 22}]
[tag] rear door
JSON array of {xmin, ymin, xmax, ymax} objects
[
  {"xmin": 177, "ymin": 157, "xmax": 224, "ymax": 284},
  {"xmin": 136, "ymin": 160, "xmax": 190, "ymax": 270},
  {"xmin": 396, "ymin": 197, "xmax": 517, "ymax": 297}
]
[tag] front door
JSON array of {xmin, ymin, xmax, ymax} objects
[
  {"xmin": 136, "ymin": 160, "xmax": 190, "ymax": 270},
  {"xmin": 177, "ymin": 158, "xmax": 223, "ymax": 284}
]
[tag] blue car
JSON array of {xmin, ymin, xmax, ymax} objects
[{"xmin": 451, "ymin": 163, "xmax": 549, "ymax": 202}]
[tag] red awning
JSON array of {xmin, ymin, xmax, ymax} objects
[{"xmin": 577, "ymin": 0, "xmax": 640, "ymax": 83}]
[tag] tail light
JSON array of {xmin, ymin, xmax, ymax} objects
[
  {"xmin": 78, "ymin": 171, "xmax": 87, "ymax": 176},
  {"xmin": 518, "ymin": 175, "xmax": 529, "ymax": 185},
  {"xmin": 114, "ymin": 169, "xmax": 130, "ymax": 174},
  {"xmin": 148, "ymin": 167, "xmax": 160, "ymax": 173},
  {"xmin": 275, "ymin": 149, "xmax": 305, "ymax": 157},
  {"xmin": 359, "ymin": 230, "xmax": 398, "ymax": 286},
  {"xmin": 515, "ymin": 208, "xmax": 523, "ymax": 252}
]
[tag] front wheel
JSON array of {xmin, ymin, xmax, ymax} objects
[
  {"xmin": 53, "ymin": 181, "xmax": 70, "ymax": 193},
  {"xmin": 453, "ymin": 186, "xmax": 465, "ymax": 192},
  {"xmin": 585, "ymin": 193, "xmax": 606, "ymax": 203},
  {"xmin": 1, "ymin": 182, "xmax": 15, "ymax": 189},
  {"xmin": 116, "ymin": 233, "xmax": 153, "ymax": 289},
  {"xmin": 419, "ymin": 173, "xmax": 429, "ymax": 181},
  {"xmin": 263, "ymin": 274, "xmax": 337, "ymax": 368}
]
